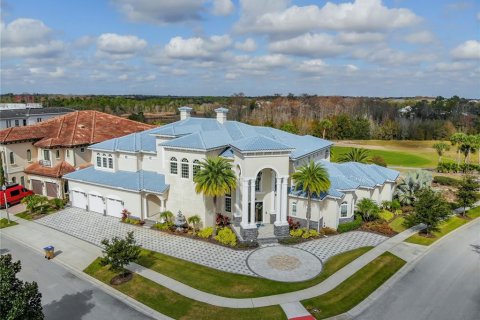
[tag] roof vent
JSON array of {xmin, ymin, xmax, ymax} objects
[
  {"xmin": 178, "ymin": 106, "xmax": 192, "ymax": 120},
  {"xmin": 215, "ymin": 107, "xmax": 229, "ymax": 124}
]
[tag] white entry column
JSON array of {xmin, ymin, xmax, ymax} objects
[
  {"xmin": 235, "ymin": 178, "xmax": 241, "ymax": 216},
  {"xmin": 275, "ymin": 177, "xmax": 282, "ymax": 224},
  {"xmin": 241, "ymin": 177, "xmax": 249, "ymax": 227},
  {"xmin": 281, "ymin": 177, "xmax": 288, "ymax": 223},
  {"xmin": 250, "ymin": 178, "xmax": 255, "ymax": 225}
]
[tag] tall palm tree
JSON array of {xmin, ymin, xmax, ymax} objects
[
  {"xmin": 432, "ymin": 141, "xmax": 450, "ymax": 163},
  {"xmin": 318, "ymin": 119, "xmax": 332, "ymax": 139},
  {"xmin": 450, "ymin": 133, "xmax": 466, "ymax": 165},
  {"xmin": 193, "ymin": 157, "xmax": 236, "ymax": 235},
  {"xmin": 338, "ymin": 148, "xmax": 370, "ymax": 163},
  {"xmin": 292, "ymin": 161, "xmax": 331, "ymax": 230}
]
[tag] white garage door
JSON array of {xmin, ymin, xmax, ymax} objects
[
  {"xmin": 71, "ymin": 191, "xmax": 87, "ymax": 209},
  {"xmin": 106, "ymin": 198, "xmax": 124, "ymax": 218},
  {"xmin": 89, "ymin": 194, "xmax": 104, "ymax": 214}
]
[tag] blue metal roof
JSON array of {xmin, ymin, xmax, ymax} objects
[
  {"xmin": 89, "ymin": 114, "xmax": 333, "ymax": 159},
  {"xmin": 219, "ymin": 147, "xmax": 234, "ymax": 158},
  {"xmin": 64, "ymin": 166, "xmax": 169, "ymax": 194}
]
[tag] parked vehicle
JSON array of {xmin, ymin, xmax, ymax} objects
[{"xmin": 0, "ymin": 184, "xmax": 34, "ymax": 208}]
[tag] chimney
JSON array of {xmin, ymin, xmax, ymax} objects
[
  {"xmin": 178, "ymin": 106, "xmax": 192, "ymax": 120},
  {"xmin": 215, "ymin": 107, "xmax": 229, "ymax": 124}
]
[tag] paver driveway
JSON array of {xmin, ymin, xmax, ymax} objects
[{"xmin": 36, "ymin": 208, "xmax": 387, "ymax": 276}]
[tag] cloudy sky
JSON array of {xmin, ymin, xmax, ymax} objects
[{"xmin": 1, "ymin": 0, "xmax": 479, "ymax": 97}]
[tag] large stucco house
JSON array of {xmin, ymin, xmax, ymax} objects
[
  {"xmin": 64, "ymin": 107, "xmax": 399, "ymax": 241},
  {"xmin": 0, "ymin": 111, "xmax": 152, "ymax": 198},
  {"xmin": 0, "ymin": 104, "xmax": 75, "ymax": 129}
]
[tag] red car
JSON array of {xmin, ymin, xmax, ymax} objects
[{"xmin": 0, "ymin": 184, "xmax": 34, "ymax": 208}]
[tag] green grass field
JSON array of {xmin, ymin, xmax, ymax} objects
[
  {"xmin": 0, "ymin": 218, "xmax": 18, "ymax": 229},
  {"xmin": 405, "ymin": 207, "xmax": 480, "ymax": 246},
  {"xmin": 136, "ymin": 246, "xmax": 372, "ymax": 298},
  {"xmin": 302, "ymin": 252, "xmax": 406, "ymax": 319},
  {"xmin": 388, "ymin": 216, "xmax": 407, "ymax": 233}
]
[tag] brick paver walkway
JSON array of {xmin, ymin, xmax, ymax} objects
[{"xmin": 37, "ymin": 208, "xmax": 387, "ymax": 276}]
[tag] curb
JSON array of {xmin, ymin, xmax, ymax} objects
[
  {"xmin": 325, "ymin": 215, "xmax": 480, "ymax": 320},
  {"xmin": 1, "ymin": 232, "xmax": 173, "ymax": 320}
]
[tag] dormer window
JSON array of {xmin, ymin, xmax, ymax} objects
[
  {"xmin": 170, "ymin": 157, "xmax": 178, "ymax": 174},
  {"xmin": 108, "ymin": 154, "xmax": 113, "ymax": 169},
  {"xmin": 97, "ymin": 153, "xmax": 114, "ymax": 169}
]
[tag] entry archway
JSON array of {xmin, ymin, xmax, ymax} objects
[{"xmin": 146, "ymin": 194, "xmax": 161, "ymax": 218}]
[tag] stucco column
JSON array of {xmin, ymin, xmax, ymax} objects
[
  {"xmin": 271, "ymin": 172, "xmax": 275, "ymax": 215},
  {"xmin": 250, "ymin": 178, "xmax": 255, "ymax": 225},
  {"xmin": 275, "ymin": 177, "xmax": 281, "ymax": 223},
  {"xmin": 281, "ymin": 177, "xmax": 288, "ymax": 223},
  {"xmin": 141, "ymin": 195, "xmax": 147, "ymax": 220},
  {"xmin": 235, "ymin": 179, "xmax": 241, "ymax": 216},
  {"xmin": 241, "ymin": 177, "xmax": 249, "ymax": 227}
]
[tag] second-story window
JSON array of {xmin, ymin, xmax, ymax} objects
[
  {"xmin": 43, "ymin": 150, "xmax": 50, "ymax": 161},
  {"xmin": 27, "ymin": 149, "xmax": 32, "ymax": 162},
  {"xmin": 170, "ymin": 157, "xmax": 178, "ymax": 174},
  {"xmin": 102, "ymin": 153, "xmax": 107, "ymax": 167},
  {"xmin": 225, "ymin": 193, "xmax": 232, "ymax": 212},
  {"xmin": 22, "ymin": 119, "xmax": 27, "ymax": 126},
  {"xmin": 37, "ymin": 118, "xmax": 42, "ymax": 122},
  {"xmin": 56, "ymin": 150, "xmax": 60, "ymax": 159},
  {"xmin": 181, "ymin": 158, "xmax": 189, "ymax": 179},
  {"xmin": 108, "ymin": 155, "xmax": 113, "ymax": 169},
  {"xmin": 9, "ymin": 152, "xmax": 15, "ymax": 164},
  {"xmin": 14, "ymin": 120, "xmax": 19, "ymax": 127},
  {"xmin": 97, "ymin": 153, "xmax": 114, "ymax": 169},
  {"xmin": 193, "ymin": 159, "xmax": 201, "ymax": 177},
  {"xmin": 96, "ymin": 154, "xmax": 101, "ymax": 167},
  {"xmin": 6, "ymin": 120, "xmax": 11, "ymax": 128}
]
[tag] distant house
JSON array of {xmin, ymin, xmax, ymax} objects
[
  {"xmin": 0, "ymin": 104, "xmax": 75, "ymax": 129},
  {"xmin": 64, "ymin": 107, "xmax": 399, "ymax": 240},
  {"xmin": 0, "ymin": 110, "xmax": 153, "ymax": 198}
]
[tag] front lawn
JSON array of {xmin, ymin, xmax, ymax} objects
[
  {"xmin": 0, "ymin": 218, "xmax": 18, "ymax": 229},
  {"xmin": 84, "ymin": 258, "xmax": 286, "ymax": 320},
  {"xmin": 388, "ymin": 216, "xmax": 407, "ymax": 233},
  {"xmin": 302, "ymin": 252, "xmax": 406, "ymax": 319},
  {"xmin": 16, "ymin": 211, "xmax": 33, "ymax": 220},
  {"xmin": 136, "ymin": 246, "xmax": 373, "ymax": 298},
  {"xmin": 405, "ymin": 206, "xmax": 480, "ymax": 246}
]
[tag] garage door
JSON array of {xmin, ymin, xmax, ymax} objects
[
  {"xmin": 71, "ymin": 190, "xmax": 87, "ymax": 210},
  {"xmin": 45, "ymin": 182, "xmax": 58, "ymax": 198},
  {"xmin": 89, "ymin": 194, "xmax": 104, "ymax": 214},
  {"xmin": 106, "ymin": 198, "xmax": 124, "ymax": 218},
  {"xmin": 31, "ymin": 180, "xmax": 43, "ymax": 195}
]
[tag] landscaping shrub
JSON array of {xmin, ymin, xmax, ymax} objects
[
  {"xmin": 356, "ymin": 198, "xmax": 380, "ymax": 221},
  {"xmin": 197, "ymin": 227, "xmax": 213, "ymax": 239},
  {"xmin": 437, "ymin": 162, "xmax": 480, "ymax": 174},
  {"xmin": 378, "ymin": 210, "xmax": 394, "ymax": 222},
  {"xmin": 48, "ymin": 198, "xmax": 65, "ymax": 210},
  {"xmin": 321, "ymin": 227, "xmax": 338, "ymax": 235},
  {"xmin": 370, "ymin": 155, "xmax": 387, "ymax": 167},
  {"xmin": 301, "ymin": 229, "xmax": 319, "ymax": 239},
  {"xmin": 360, "ymin": 221, "xmax": 396, "ymax": 236},
  {"xmin": 290, "ymin": 228, "xmax": 304, "ymax": 237},
  {"xmin": 187, "ymin": 215, "xmax": 202, "ymax": 231},
  {"xmin": 124, "ymin": 217, "xmax": 145, "ymax": 226},
  {"xmin": 214, "ymin": 227, "xmax": 237, "ymax": 247},
  {"xmin": 433, "ymin": 176, "xmax": 460, "ymax": 187},
  {"xmin": 159, "ymin": 211, "xmax": 174, "ymax": 223},
  {"xmin": 21, "ymin": 195, "xmax": 49, "ymax": 214},
  {"xmin": 152, "ymin": 222, "xmax": 173, "ymax": 231},
  {"xmin": 215, "ymin": 213, "xmax": 230, "ymax": 227},
  {"xmin": 337, "ymin": 215, "xmax": 362, "ymax": 233},
  {"xmin": 287, "ymin": 216, "xmax": 301, "ymax": 230}
]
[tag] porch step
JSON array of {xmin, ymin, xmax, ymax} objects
[{"xmin": 257, "ymin": 237, "xmax": 278, "ymax": 245}]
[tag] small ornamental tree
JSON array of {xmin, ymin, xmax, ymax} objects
[
  {"xmin": 100, "ymin": 231, "xmax": 141, "ymax": 278},
  {"xmin": 356, "ymin": 198, "xmax": 380, "ymax": 221},
  {"xmin": 456, "ymin": 175, "xmax": 480, "ymax": 217},
  {"xmin": 0, "ymin": 254, "xmax": 44, "ymax": 320},
  {"xmin": 404, "ymin": 188, "xmax": 451, "ymax": 235}
]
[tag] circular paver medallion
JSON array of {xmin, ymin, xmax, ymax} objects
[{"xmin": 247, "ymin": 246, "xmax": 322, "ymax": 282}]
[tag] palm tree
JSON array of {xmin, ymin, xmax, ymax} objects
[
  {"xmin": 193, "ymin": 157, "xmax": 237, "ymax": 235},
  {"xmin": 338, "ymin": 148, "xmax": 370, "ymax": 163},
  {"xmin": 459, "ymin": 135, "xmax": 477, "ymax": 164},
  {"xmin": 432, "ymin": 141, "xmax": 450, "ymax": 163},
  {"xmin": 187, "ymin": 215, "xmax": 202, "ymax": 232},
  {"xmin": 318, "ymin": 119, "xmax": 332, "ymax": 139},
  {"xmin": 450, "ymin": 133, "xmax": 466, "ymax": 165},
  {"xmin": 292, "ymin": 161, "xmax": 331, "ymax": 230}
]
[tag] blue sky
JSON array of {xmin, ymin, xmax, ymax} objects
[{"xmin": 1, "ymin": 0, "xmax": 479, "ymax": 97}]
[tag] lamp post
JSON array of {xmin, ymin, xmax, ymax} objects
[{"xmin": 2, "ymin": 185, "xmax": 11, "ymax": 224}]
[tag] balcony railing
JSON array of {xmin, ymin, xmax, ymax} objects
[{"xmin": 40, "ymin": 159, "xmax": 51, "ymax": 167}]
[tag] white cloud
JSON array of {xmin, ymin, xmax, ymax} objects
[
  {"xmin": 234, "ymin": 38, "xmax": 257, "ymax": 52},
  {"xmin": 451, "ymin": 40, "xmax": 480, "ymax": 60},
  {"xmin": 338, "ymin": 32, "xmax": 384, "ymax": 44},
  {"xmin": 97, "ymin": 33, "xmax": 147, "ymax": 57},
  {"xmin": 295, "ymin": 59, "xmax": 328, "ymax": 73},
  {"xmin": 212, "ymin": 0, "xmax": 234, "ymax": 16},
  {"xmin": 235, "ymin": 0, "xmax": 420, "ymax": 36},
  {"xmin": 113, "ymin": 0, "xmax": 205, "ymax": 24},
  {"xmin": 118, "ymin": 74, "xmax": 129, "ymax": 80},
  {"xmin": 269, "ymin": 33, "xmax": 346, "ymax": 57},
  {"xmin": 434, "ymin": 62, "xmax": 473, "ymax": 72},
  {"xmin": 404, "ymin": 31, "xmax": 436, "ymax": 44},
  {"xmin": 164, "ymin": 35, "xmax": 231, "ymax": 59},
  {"xmin": 233, "ymin": 54, "xmax": 291, "ymax": 72},
  {"xmin": 0, "ymin": 18, "xmax": 64, "ymax": 59},
  {"xmin": 225, "ymin": 72, "xmax": 238, "ymax": 80}
]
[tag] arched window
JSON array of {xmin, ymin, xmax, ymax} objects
[
  {"xmin": 170, "ymin": 157, "xmax": 178, "ymax": 174},
  {"xmin": 108, "ymin": 154, "xmax": 113, "ymax": 169},
  {"xmin": 96, "ymin": 153, "xmax": 102, "ymax": 167},
  {"xmin": 340, "ymin": 201, "xmax": 348, "ymax": 218},
  {"xmin": 193, "ymin": 159, "xmax": 201, "ymax": 177},
  {"xmin": 9, "ymin": 152, "xmax": 14, "ymax": 164},
  {"xmin": 27, "ymin": 149, "xmax": 32, "ymax": 162},
  {"xmin": 255, "ymin": 172, "xmax": 262, "ymax": 192},
  {"xmin": 181, "ymin": 158, "xmax": 189, "ymax": 179},
  {"xmin": 11, "ymin": 177, "xmax": 16, "ymax": 183},
  {"xmin": 102, "ymin": 153, "xmax": 107, "ymax": 168}
]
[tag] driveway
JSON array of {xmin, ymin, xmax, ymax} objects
[{"xmin": 36, "ymin": 208, "xmax": 386, "ymax": 276}]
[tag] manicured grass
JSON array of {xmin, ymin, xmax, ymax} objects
[
  {"xmin": 302, "ymin": 252, "xmax": 406, "ymax": 319},
  {"xmin": 379, "ymin": 210, "xmax": 394, "ymax": 221},
  {"xmin": 16, "ymin": 211, "xmax": 33, "ymax": 220},
  {"xmin": 405, "ymin": 206, "xmax": 480, "ymax": 246},
  {"xmin": 0, "ymin": 218, "xmax": 18, "ymax": 229},
  {"xmin": 84, "ymin": 258, "xmax": 286, "ymax": 320},
  {"xmin": 332, "ymin": 146, "xmax": 432, "ymax": 168},
  {"xmin": 388, "ymin": 216, "xmax": 407, "ymax": 233},
  {"xmin": 136, "ymin": 246, "xmax": 373, "ymax": 298}
]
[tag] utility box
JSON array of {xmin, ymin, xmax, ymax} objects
[{"xmin": 43, "ymin": 246, "xmax": 55, "ymax": 259}]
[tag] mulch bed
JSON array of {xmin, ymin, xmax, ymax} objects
[{"xmin": 110, "ymin": 272, "xmax": 133, "ymax": 285}]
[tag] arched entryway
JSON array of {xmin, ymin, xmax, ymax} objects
[{"xmin": 146, "ymin": 194, "xmax": 161, "ymax": 218}]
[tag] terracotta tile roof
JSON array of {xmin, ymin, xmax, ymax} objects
[
  {"xmin": 24, "ymin": 161, "xmax": 76, "ymax": 178},
  {"xmin": 0, "ymin": 110, "xmax": 154, "ymax": 148}
]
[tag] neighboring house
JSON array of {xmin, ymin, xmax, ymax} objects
[
  {"xmin": 64, "ymin": 107, "xmax": 399, "ymax": 241},
  {"xmin": 0, "ymin": 110, "xmax": 153, "ymax": 198},
  {"xmin": 0, "ymin": 104, "xmax": 75, "ymax": 129}
]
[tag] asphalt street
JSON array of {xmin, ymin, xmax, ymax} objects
[
  {"xmin": 1, "ymin": 236, "xmax": 154, "ymax": 320},
  {"xmin": 357, "ymin": 218, "xmax": 480, "ymax": 320}
]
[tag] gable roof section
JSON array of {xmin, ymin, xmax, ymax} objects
[
  {"xmin": 0, "ymin": 111, "xmax": 153, "ymax": 148},
  {"xmin": 230, "ymin": 135, "xmax": 293, "ymax": 152},
  {"xmin": 64, "ymin": 166, "xmax": 168, "ymax": 194}
]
